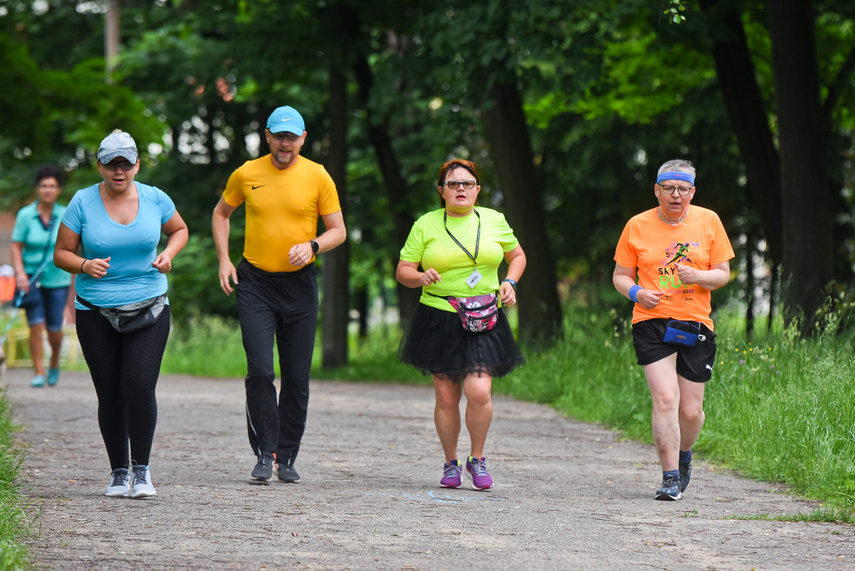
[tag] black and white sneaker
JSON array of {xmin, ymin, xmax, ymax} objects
[
  {"xmin": 105, "ymin": 468, "xmax": 130, "ymax": 498},
  {"xmin": 655, "ymin": 474, "xmax": 683, "ymax": 501},
  {"xmin": 252, "ymin": 453, "xmax": 276, "ymax": 481},
  {"xmin": 278, "ymin": 462, "xmax": 300, "ymax": 483},
  {"xmin": 130, "ymin": 463, "xmax": 156, "ymax": 498}
]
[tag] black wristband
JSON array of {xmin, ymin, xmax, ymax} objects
[{"xmin": 310, "ymin": 240, "xmax": 319, "ymax": 255}]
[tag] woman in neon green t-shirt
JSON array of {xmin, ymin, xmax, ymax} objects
[{"xmin": 397, "ymin": 158, "xmax": 526, "ymax": 491}]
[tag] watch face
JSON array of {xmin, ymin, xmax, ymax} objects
[{"xmin": 311, "ymin": 240, "xmax": 319, "ymax": 254}]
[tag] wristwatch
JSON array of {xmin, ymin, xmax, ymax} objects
[
  {"xmin": 502, "ymin": 278, "xmax": 517, "ymax": 290},
  {"xmin": 310, "ymin": 240, "xmax": 319, "ymax": 255}
]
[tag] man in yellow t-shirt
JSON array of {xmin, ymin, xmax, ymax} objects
[{"xmin": 212, "ymin": 105, "xmax": 346, "ymax": 483}]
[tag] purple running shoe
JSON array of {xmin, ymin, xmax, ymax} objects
[
  {"xmin": 465, "ymin": 456, "xmax": 493, "ymax": 490},
  {"xmin": 440, "ymin": 459, "xmax": 462, "ymax": 488}
]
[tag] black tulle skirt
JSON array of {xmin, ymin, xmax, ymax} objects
[{"xmin": 398, "ymin": 303, "xmax": 525, "ymax": 383}]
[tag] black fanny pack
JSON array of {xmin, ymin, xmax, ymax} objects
[{"xmin": 77, "ymin": 294, "xmax": 166, "ymax": 333}]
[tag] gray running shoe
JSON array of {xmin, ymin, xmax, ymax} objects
[
  {"xmin": 130, "ymin": 464, "xmax": 157, "ymax": 498},
  {"xmin": 278, "ymin": 462, "xmax": 300, "ymax": 483},
  {"xmin": 105, "ymin": 468, "xmax": 130, "ymax": 498},
  {"xmin": 655, "ymin": 474, "xmax": 682, "ymax": 501},
  {"xmin": 252, "ymin": 453, "xmax": 276, "ymax": 481}
]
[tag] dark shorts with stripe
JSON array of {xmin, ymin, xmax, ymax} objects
[{"xmin": 631, "ymin": 318, "xmax": 717, "ymax": 383}]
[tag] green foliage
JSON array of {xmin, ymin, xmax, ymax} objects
[
  {"xmin": 662, "ymin": 0, "xmax": 687, "ymax": 25},
  {"xmin": 161, "ymin": 314, "xmax": 247, "ymax": 378}
]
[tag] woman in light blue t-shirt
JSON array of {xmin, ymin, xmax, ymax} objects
[{"xmin": 55, "ymin": 130, "xmax": 188, "ymax": 500}]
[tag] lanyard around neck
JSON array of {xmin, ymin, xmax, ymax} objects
[{"xmin": 444, "ymin": 210, "xmax": 480, "ymax": 264}]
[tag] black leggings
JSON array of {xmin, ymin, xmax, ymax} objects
[{"xmin": 76, "ymin": 306, "xmax": 170, "ymax": 470}]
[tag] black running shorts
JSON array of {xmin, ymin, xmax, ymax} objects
[{"xmin": 631, "ymin": 318, "xmax": 717, "ymax": 383}]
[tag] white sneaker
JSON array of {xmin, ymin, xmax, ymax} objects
[
  {"xmin": 130, "ymin": 464, "xmax": 157, "ymax": 498},
  {"xmin": 105, "ymin": 468, "xmax": 130, "ymax": 497}
]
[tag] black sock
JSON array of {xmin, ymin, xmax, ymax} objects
[{"xmin": 679, "ymin": 449, "xmax": 692, "ymax": 464}]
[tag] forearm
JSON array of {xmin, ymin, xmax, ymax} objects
[
  {"xmin": 10, "ymin": 243, "xmax": 25, "ymax": 276},
  {"xmin": 314, "ymin": 227, "xmax": 346, "ymax": 253},
  {"xmin": 54, "ymin": 249, "xmax": 85, "ymax": 274},
  {"xmin": 692, "ymin": 268, "xmax": 730, "ymax": 291},
  {"xmin": 613, "ymin": 273, "xmax": 638, "ymax": 298},
  {"xmin": 396, "ymin": 263, "xmax": 425, "ymax": 289},
  {"xmin": 162, "ymin": 228, "xmax": 189, "ymax": 260},
  {"xmin": 212, "ymin": 215, "xmax": 231, "ymax": 264}
]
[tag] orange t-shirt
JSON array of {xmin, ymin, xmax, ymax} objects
[{"xmin": 614, "ymin": 206, "xmax": 734, "ymax": 329}]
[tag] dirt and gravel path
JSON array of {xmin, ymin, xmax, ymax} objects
[{"xmin": 3, "ymin": 367, "xmax": 853, "ymax": 570}]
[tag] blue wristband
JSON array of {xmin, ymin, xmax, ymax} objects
[{"xmin": 628, "ymin": 285, "xmax": 641, "ymax": 303}]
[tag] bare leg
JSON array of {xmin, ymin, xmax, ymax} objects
[
  {"xmin": 47, "ymin": 329, "xmax": 64, "ymax": 369},
  {"xmin": 463, "ymin": 373, "xmax": 493, "ymax": 458},
  {"xmin": 28, "ymin": 323, "xmax": 46, "ymax": 377},
  {"xmin": 678, "ymin": 377, "xmax": 706, "ymax": 451},
  {"xmin": 642, "ymin": 354, "xmax": 680, "ymax": 472},
  {"xmin": 433, "ymin": 377, "xmax": 463, "ymax": 462}
]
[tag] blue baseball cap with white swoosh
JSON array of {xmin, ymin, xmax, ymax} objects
[{"xmin": 266, "ymin": 106, "xmax": 305, "ymax": 135}]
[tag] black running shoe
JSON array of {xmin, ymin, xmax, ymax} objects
[
  {"xmin": 655, "ymin": 474, "xmax": 682, "ymax": 501},
  {"xmin": 278, "ymin": 463, "xmax": 300, "ymax": 483},
  {"xmin": 679, "ymin": 460, "xmax": 692, "ymax": 492},
  {"xmin": 252, "ymin": 453, "xmax": 276, "ymax": 481}
]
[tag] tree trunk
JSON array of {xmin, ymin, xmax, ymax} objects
[
  {"xmin": 768, "ymin": 0, "xmax": 833, "ymax": 327},
  {"xmin": 105, "ymin": 0, "xmax": 120, "ymax": 80},
  {"xmin": 321, "ymin": 66, "xmax": 350, "ymax": 368},
  {"xmin": 699, "ymin": 0, "xmax": 782, "ymax": 269},
  {"xmin": 482, "ymin": 79, "xmax": 562, "ymax": 345},
  {"xmin": 353, "ymin": 55, "xmax": 421, "ymax": 329}
]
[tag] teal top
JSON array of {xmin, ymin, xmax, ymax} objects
[
  {"xmin": 399, "ymin": 207, "xmax": 519, "ymax": 312},
  {"xmin": 11, "ymin": 201, "xmax": 71, "ymax": 288}
]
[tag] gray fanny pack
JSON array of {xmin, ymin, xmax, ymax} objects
[{"xmin": 77, "ymin": 294, "xmax": 166, "ymax": 333}]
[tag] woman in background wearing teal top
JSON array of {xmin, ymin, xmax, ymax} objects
[
  {"xmin": 10, "ymin": 165, "xmax": 75, "ymax": 388},
  {"xmin": 396, "ymin": 158, "xmax": 526, "ymax": 491}
]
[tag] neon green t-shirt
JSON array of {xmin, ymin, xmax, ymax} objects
[{"xmin": 399, "ymin": 207, "xmax": 519, "ymax": 312}]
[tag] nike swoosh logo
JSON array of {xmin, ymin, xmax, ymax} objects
[
  {"xmin": 252, "ymin": 185, "xmax": 266, "ymax": 190},
  {"xmin": 281, "ymin": 118, "xmax": 292, "ymax": 122}
]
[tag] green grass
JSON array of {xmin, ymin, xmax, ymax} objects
[
  {"xmin": 0, "ymin": 387, "xmax": 34, "ymax": 570},
  {"xmin": 725, "ymin": 508, "xmax": 855, "ymax": 524}
]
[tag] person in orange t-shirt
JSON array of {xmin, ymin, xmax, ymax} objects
[
  {"xmin": 212, "ymin": 105, "xmax": 346, "ymax": 484},
  {"xmin": 613, "ymin": 159, "xmax": 734, "ymax": 501}
]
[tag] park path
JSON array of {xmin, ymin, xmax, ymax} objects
[{"xmin": 3, "ymin": 367, "xmax": 853, "ymax": 570}]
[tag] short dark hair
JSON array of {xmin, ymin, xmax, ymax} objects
[{"xmin": 34, "ymin": 164, "xmax": 65, "ymax": 188}]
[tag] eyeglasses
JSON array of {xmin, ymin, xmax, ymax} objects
[
  {"xmin": 102, "ymin": 161, "xmax": 135, "ymax": 172},
  {"xmin": 658, "ymin": 184, "xmax": 693, "ymax": 196},
  {"xmin": 445, "ymin": 180, "xmax": 477, "ymax": 190}
]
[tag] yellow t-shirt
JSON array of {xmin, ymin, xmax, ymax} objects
[
  {"xmin": 222, "ymin": 155, "xmax": 341, "ymax": 272},
  {"xmin": 399, "ymin": 208, "xmax": 519, "ymax": 312},
  {"xmin": 614, "ymin": 206, "xmax": 734, "ymax": 329}
]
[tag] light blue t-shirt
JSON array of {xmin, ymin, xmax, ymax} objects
[
  {"xmin": 11, "ymin": 201, "xmax": 72, "ymax": 288},
  {"xmin": 61, "ymin": 182, "xmax": 176, "ymax": 309}
]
